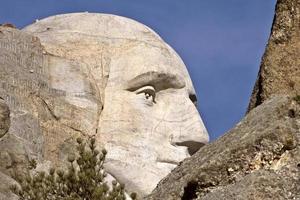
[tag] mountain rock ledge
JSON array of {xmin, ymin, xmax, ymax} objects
[{"xmin": 146, "ymin": 95, "xmax": 300, "ymax": 200}]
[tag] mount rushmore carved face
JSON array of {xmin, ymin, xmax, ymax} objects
[{"xmin": 24, "ymin": 13, "xmax": 209, "ymax": 196}]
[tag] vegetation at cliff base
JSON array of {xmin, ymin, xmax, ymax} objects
[
  {"xmin": 11, "ymin": 137, "xmax": 137, "ymax": 200},
  {"xmin": 293, "ymin": 95, "xmax": 300, "ymax": 104}
]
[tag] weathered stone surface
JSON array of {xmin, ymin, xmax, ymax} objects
[
  {"xmin": 248, "ymin": 0, "xmax": 300, "ymax": 111},
  {"xmin": 0, "ymin": 13, "xmax": 209, "ymax": 198},
  {"xmin": 0, "ymin": 98, "xmax": 10, "ymax": 138},
  {"xmin": 0, "ymin": 171, "xmax": 18, "ymax": 200},
  {"xmin": 0, "ymin": 26, "xmax": 47, "ymax": 198},
  {"xmin": 146, "ymin": 95, "xmax": 300, "ymax": 200}
]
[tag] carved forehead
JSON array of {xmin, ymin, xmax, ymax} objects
[
  {"xmin": 23, "ymin": 13, "xmax": 195, "ymax": 94},
  {"xmin": 108, "ymin": 43, "xmax": 194, "ymax": 90},
  {"xmin": 23, "ymin": 13, "xmax": 164, "ymax": 46},
  {"xmin": 23, "ymin": 13, "xmax": 169, "ymax": 72}
]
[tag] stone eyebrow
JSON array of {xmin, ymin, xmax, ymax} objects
[{"xmin": 126, "ymin": 71, "xmax": 186, "ymax": 92}]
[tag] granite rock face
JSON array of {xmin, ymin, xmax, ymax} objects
[
  {"xmin": 248, "ymin": 0, "xmax": 300, "ymax": 111},
  {"xmin": 146, "ymin": 95, "xmax": 300, "ymax": 200},
  {"xmin": 0, "ymin": 13, "xmax": 209, "ymax": 198},
  {"xmin": 0, "ymin": 26, "xmax": 48, "ymax": 199}
]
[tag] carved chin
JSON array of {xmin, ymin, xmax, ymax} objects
[{"xmin": 103, "ymin": 156, "xmax": 178, "ymax": 197}]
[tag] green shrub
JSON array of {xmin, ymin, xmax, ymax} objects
[
  {"xmin": 293, "ymin": 95, "xmax": 300, "ymax": 104},
  {"xmin": 11, "ymin": 137, "xmax": 137, "ymax": 200}
]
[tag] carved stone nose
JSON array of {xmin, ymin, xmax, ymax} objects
[
  {"xmin": 170, "ymin": 94, "xmax": 210, "ymax": 156},
  {"xmin": 175, "ymin": 141, "xmax": 206, "ymax": 156},
  {"xmin": 171, "ymin": 111, "xmax": 209, "ymax": 156},
  {"xmin": 171, "ymin": 126, "xmax": 209, "ymax": 156}
]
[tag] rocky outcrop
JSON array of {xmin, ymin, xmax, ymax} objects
[
  {"xmin": 0, "ymin": 26, "xmax": 46, "ymax": 198},
  {"xmin": 146, "ymin": 95, "xmax": 300, "ymax": 200},
  {"xmin": 248, "ymin": 0, "xmax": 300, "ymax": 111},
  {"xmin": 0, "ymin": 26, "xmax": 79, "ymax": 198}
]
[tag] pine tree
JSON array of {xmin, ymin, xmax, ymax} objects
[{"xmin": 11, "ymin": 137, "xmax": 137, "ymax": 200}]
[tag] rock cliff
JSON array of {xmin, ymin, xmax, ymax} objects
[
  {"xmin": 147, "ymin": 0, "xmax": 300, "ymax": 199},
  {"xmin": 0, "ymin": 26, "xmax": 47, "ymax": 199},
  {"xmin": 146, "ymin": 95, "xmax": 300, "ymax": 200},
  {"xmin": 248, "ymin": 0, "xmax": 300, "ymax": 111}
]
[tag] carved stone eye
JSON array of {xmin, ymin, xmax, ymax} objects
[
  {"xmin": 145, "ymin": 92, "xmax": 152, "ymax": 99},
  {"xmin": 135, "ymin": 86, "xmax": 156, "ymax": 103}
]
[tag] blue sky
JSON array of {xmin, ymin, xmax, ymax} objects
[{"xmin": 0, "ymin": 0, "xmax": 276, "ymax": 140}]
